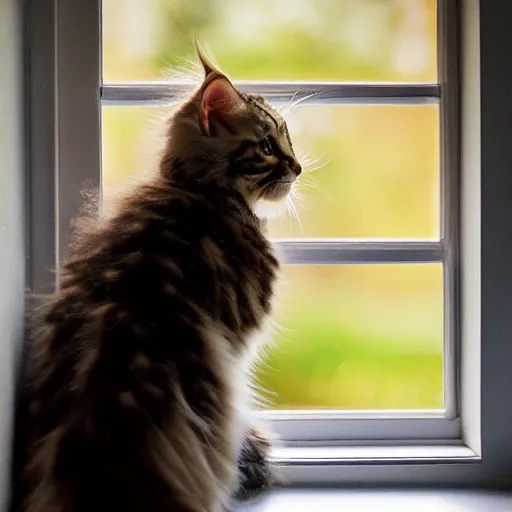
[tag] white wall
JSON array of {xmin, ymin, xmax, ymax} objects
[{"xmin": 0, "ymin": 0, "xmax": 26, "ymax": 509}]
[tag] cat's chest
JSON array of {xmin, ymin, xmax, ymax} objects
[
  {"xmin": 210, "ymin": 227, "xmax": 278, "ymax": 332},
  {"xmin": 232, "ymin": 313, "xmax": 273, "ymax": 426}
]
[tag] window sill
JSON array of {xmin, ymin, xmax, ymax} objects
[
  {"xmin": 267, "ymin": 444, "xmax": 481, "ymax": 487},
  {"xmin": 271, "ymin": 444, "xmax": 479, "ymax": 466},
  {"xmin": 236, "ymin": 489, "xmax": 512, "ymax": 512}
]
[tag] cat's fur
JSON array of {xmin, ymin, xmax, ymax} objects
[{"xmin": 12, "ymin": 47, "xmax": 301, "ymax": 512}]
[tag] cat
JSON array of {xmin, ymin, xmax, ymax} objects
[{"xmin": 11, "ymin": 45, "xmax": 302, "ymax": 512}]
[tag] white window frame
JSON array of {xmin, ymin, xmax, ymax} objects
[{"xmin": 21, "ymin": 0, "xmax": 498, "ymax": 485}]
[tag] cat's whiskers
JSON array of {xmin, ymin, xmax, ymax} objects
[
  {"xmin": 290, "ymin": 184, "xmax": 308, "ymax": 210},
  {"xmin": 293, "ymin": 149, "xmax": 333, "ymax": 204},
  {"xmin": 279, "ymin": 91, "xmax": 320, "ymax": 115},
  {"xmin": 298, "ymin": 177, "xmax": 334, "ymax": 204},
  {"xmin": 277, "ymin": 90, "xmax": 301, "ymax": 115},
  {"xmin": 286, "ymin": 188, "xmax": 304, "ymax": 236},
  {"xmin": 300, "ymin": 151, "xmax": 329, "ymax": 174}
]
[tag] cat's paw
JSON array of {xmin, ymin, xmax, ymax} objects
[{"xmin": 234, "ymin": 427, "xmax": 276, "ymax": 501}]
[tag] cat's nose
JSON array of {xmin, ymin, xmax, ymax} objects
[{"xmin": 292, "ymin": 161, "xmax": 302, "ymax": 176}]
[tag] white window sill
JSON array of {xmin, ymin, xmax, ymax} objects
[
  {"xmin": 263, "ymin": 445, "xmax": 481, "ymax": 487},
  {"xmin": 237, "ymin": 489, "xmax": 512, "ymax": 512},
  {"xmin": 271, "ymin": 443, "xmax": 479, "ymax": 466}
]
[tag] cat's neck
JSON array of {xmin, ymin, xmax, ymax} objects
[{"xmin": 158, "ymin": 152, "xmax": 266, "ymax": 227}]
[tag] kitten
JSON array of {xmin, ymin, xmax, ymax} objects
[{"xmin": 12, "ymin": 46, "xmax": 301, "ymax": 512}]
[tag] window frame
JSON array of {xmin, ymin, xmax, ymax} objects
[{"xmin": 22, "ymin": 0, "xmax": 499, "ymax": 485}]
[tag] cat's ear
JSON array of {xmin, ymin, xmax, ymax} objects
[{"xmin": 200, "ymin": 77, "xmax": 247, "ymax": 136}]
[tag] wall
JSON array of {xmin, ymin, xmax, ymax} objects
[{"xmin": 0, "ymin": 0, "xmax": 26, "ymax": 509}]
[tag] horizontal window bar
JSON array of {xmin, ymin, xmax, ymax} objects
[
  {"xmin": 260, "ymin": 409, "xmax": 447, "ymax": 420},
  {"xmin": 101, "ymin": 82, "xmax": 440, "ymax": 106},
  {"xmin": 273, "ymin": 240, "xmax": 443, "ymax": 264}
]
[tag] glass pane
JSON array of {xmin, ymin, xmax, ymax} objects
[
  {"xmin": 258, "ymin": 264, "xmax": 443, "ymax": 410},
  {"xmin": 102, "ymin": 0, "xmax": 437, "ymax": 83},
  {"xmin": 102, "ymin": 105, "xmax": 439, "ymax": 239}
]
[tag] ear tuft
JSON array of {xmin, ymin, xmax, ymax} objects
[
  {"xmin": 194, "ymin": 39, "xmax": 219, "ymax": 77},
  {"xmin": 200, "ymin": 78, "xmax": 246, "ymax": 136}
]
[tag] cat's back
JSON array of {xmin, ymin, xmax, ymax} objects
[
  {"xmin": 17, "ymin": 179, "xmax": 278, "ymax": 512},
  {"xmin": 95, "ymin": 179, "xmax": 278, "ymax": 333}
]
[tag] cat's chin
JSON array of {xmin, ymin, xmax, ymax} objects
[{"xmin": 253, "ymin": 193, "xmax": 291, "ymax": 220}]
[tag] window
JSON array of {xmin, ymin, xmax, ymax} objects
[{"xmin": 27, "ymin": 0, "xmax": 489, "ymax": 483}]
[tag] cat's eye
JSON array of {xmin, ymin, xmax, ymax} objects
[{"xmin": 259, "ymin": 137, "xmax": 274, "ymax": 156}]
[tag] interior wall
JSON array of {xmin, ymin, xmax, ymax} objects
[{"xmin": 0, "ymin": 0, "xmax": 26, "ymax": 509}]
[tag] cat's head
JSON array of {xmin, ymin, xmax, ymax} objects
[{"xmin": 165, "ymin": 45, "xmax": 302, "ymax": 211}]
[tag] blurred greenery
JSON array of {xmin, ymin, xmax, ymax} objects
[
  {"xmin": 263, "ymin": 265, "xmax": 443, "ymax": 409},
  {"xmin": 101, "ymin": 0, "xmax": 443, "ymax": 410},
  {"xmin": 103, "ymin": 0, "xmax": 437, "ymax": 82}
]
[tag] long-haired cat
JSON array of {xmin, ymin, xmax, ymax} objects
[{"xmin": 11, "ymin": 46, "xmax": 302, "ymax": 512}]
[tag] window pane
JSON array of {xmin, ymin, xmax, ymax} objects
[
  {"xmin": 102, "ymin": 0, "xmax": 437, "ymax": 83},
  {"xmin": 102, "ymin": 105, "xmax": 439, "ymax": 239},
  {"xmin": 259, "ymin": 264, "xmax": 443, "ymax": 410}
]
